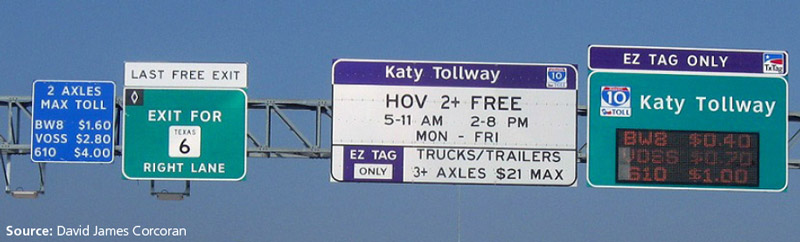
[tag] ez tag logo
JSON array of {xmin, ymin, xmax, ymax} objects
[
  {"xmin": 763, "ymin": 53, "xmax": 785, "ymax": 74},
  {"xmin": 546, "ymin": 67, "xmax": 568, "ymax": 88},
  {"xmin": 600, "ymin": 86, "xmax": 631, "ymax": 117}
]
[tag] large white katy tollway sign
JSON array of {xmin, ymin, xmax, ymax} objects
[{"xmin": 331, "ymin": 59, "xmax": 578, "ymax": 186}]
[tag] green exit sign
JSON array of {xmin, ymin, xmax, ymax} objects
[
  {"xmin": 122, "ymin": 88, "xmax": 247, "ymax": 181},
  {"xmin": 587, "ymin": 72, "xmax": 787, "ymax": 191}
]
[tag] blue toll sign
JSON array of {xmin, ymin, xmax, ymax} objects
[{"xmin": 31, "ymin": 80, "xmax": 116, "ymax": 163}]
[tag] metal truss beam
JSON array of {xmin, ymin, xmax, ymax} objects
[
  {"xmin": 1, "ymin": 96, "xmax": 335, "ymax": 199},
  {"xmin": 2, "ymin": 97, "xmax": 800, "ymax": 165},
  {"xmin": 0, "ymin": 97, "xmax": 332, "ymax": 158},
  {"xmin": 1, "ymin": 96, "xmax": 799, "ymax": 199}
]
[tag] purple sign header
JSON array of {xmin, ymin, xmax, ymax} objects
[
  {"xmin": 332, "ymin": 59, "xmax": 577, "ymax": 90},
  {"xmin": 588, "ymin": 45, "xmax": 788, "ymax": 76}
]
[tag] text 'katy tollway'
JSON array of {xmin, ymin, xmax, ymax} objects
[
  {"xmin": 385, "ymin": 65, "xmax": 501, "ymax": 83},
  {"xmin": 640, "ymin": 95, "xmax": 776, "ymax": 117}
]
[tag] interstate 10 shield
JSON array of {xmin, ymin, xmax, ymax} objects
[
  {"xmin": 587, "ymin": 72, "xmax": 787, "ymax": 191},
  {"xmin": 332, "ymin": 59, "xmax": 578, "ymax": 186}
]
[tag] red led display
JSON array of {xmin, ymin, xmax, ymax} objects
[{"xmin": 616, "ymin": 129, "xmax": 759, "ymax": 187}]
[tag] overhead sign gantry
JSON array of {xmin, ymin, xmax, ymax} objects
[{"xmin": 331, "ymin": 59, "xmax": 578, "ymax": 186}]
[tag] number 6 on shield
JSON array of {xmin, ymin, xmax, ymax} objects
[{"xmin": 169, "ymin": 126, "xmax": 201, "ymax": 158}]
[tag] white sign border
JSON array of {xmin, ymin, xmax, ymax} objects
[
  {"xmin": 121, "ymin": 87, "xmax": 248, "ymax": 181},
  {"xmin": 124, "ymin": 61, "xmax": 248, "ymax": 88},
  {"xmin": 30, "ymin": 80, "xmax": 117, "ymax": 164},
  {"xmin": 330, "ymin": 58, "xmax": 579, "ymax": 186},
  {"xmin": 587, "ymin": 44, "xmax": 789, "ymax": 76},
  {"xmin": 586, "ymin": 70, "xmax": 789, "ymax": 192}
]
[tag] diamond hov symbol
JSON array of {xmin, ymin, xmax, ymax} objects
[
  {"xmin": 126, "ymin": 89, "xmax": 143, "ymax": 106},
  {"xmin": 131, "ymin": 91, "xmax": 139, "ymax": 104},
  {"xmin": 122, "ymin": 88, "xmax": 247, "ymax": 181}
]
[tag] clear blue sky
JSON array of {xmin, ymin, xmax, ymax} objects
[{"xmin": 2, "ymin": 1, "xmax": 799, "ymax": 241}]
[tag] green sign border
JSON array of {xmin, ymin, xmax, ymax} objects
[
  {"xmin": 122, "ymin": 87, "xmax": 248, "ymax": 181},
  {"xmin": 587, "ymin": 72, "xmax": 787, "ymax": 192}
]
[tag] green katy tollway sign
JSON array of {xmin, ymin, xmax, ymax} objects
[
  {"xmin": 587, "ymin": 45, "xmax": 788, "ymax": 192},
  {"xmin": 122, "ymin": 62, "xmax": 249, "ymax": 181}
]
